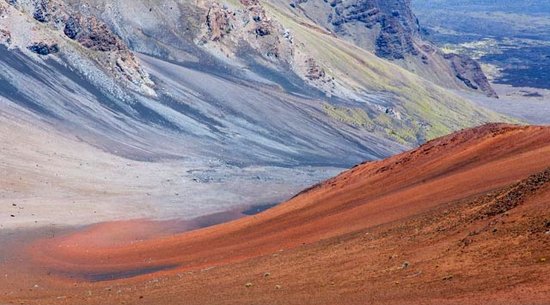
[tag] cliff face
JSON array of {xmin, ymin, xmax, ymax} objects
[
  {"xmin": 293, "ymin": 0, "xmax": 497, "ymax": 97},
  {"xmin": 326, "ymin": 0, "xmax": 420, "ymax": 59}
]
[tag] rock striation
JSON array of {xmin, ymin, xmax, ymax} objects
[{"xmin": 326, "ymin": 0, "xmax": 420, "ymax": 59}]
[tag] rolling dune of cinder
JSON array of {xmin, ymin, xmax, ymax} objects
[{"xmin": 1, "ymin": 123, "xmax": 549, "ymax": 305}]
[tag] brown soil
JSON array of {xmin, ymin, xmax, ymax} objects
[{"xmin": 1, "ymin": 123, "xmax": 549, "ymax": 305}]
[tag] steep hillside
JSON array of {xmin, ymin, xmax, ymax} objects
[
  {"xmin": 281, "ymin": 0, "xmax": 497, "ymax": 97},
  {"xmin": 1, "ymin": 0, "xmax": 506, "ymax": 155},
  {"xmin": 2, "ymin": 124, "xmax": 549, "ymax": 304}
]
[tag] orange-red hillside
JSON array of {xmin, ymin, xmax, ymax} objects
[{"xmin": 2, "ymin": 123, "xmax": 550, "ymax": 305}]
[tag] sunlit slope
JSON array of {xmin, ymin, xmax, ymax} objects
[{"xmin": 5, "ymin": 124, "xmax": 548, "ymax": 305}]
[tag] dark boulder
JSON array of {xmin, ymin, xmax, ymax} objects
[
  {"xmin": 28, "ymin": 42, "xmax": 60, "ymax": 55},
  {"xmin": 255, "ymin": 27, "xmax": 270, "ymax": 36},
  {"xmin": 64, "ymin": 16, "xmax": 81, "ymax": 39},
  {"xmin": 32, "ymin": 0, "xmax": 50, "ymax": 23}
]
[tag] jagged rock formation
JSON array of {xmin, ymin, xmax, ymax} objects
[
  {"xmin": 3, "ymin": 0, "xmax": 154, "ymax": 94},
  {"xmin": 375, "ymin": 13, "xmax": 418, "ymax": 59},
  {"xmin": 445, "ymin": 53, "xmax": 498, "ymax": 98},
  {"xmin": 63, "ymin": 15, "xmax": 125, "ymax": 51},
  {"xmin": 199, "ymin": 0, "xmax": 294, "ymax": 67},
  {"xmin": 197, "ymin": 0, "xmax": 340, "ymax": 94},
  {"xmin": 325, "ymin": 0, "xmax": 420, "ymax": 59},
  {"xmin": 205, "ymin": 3, "xmax": 234, "ymax": 42},
  {"xmin": 290, "ymin": 0, "xmax": 498, "ymax": 97}
]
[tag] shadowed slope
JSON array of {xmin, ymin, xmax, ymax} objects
[{"xmin": 3, "ymin": 123, "xmax": 549, "ymax": 304}]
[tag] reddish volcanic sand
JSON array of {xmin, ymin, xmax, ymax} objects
[{"xmin": 1, "ymin": 123, "xmax": 549, "ymax": 305}]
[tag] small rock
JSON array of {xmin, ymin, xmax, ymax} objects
[
  {"xmin": 275, "ymin": 285, "xmax": 282, "ymax": 289},
  {"xmin": 245, "ymin": 282, "xmax": 253, "ymax": 288},
  {"xmin": 264, "ymin": 272, "xmax": 270, "ymax": 277}
]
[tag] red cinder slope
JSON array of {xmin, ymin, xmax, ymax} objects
[{"xmin": 3, "ymin": 123, "xmax": 550, "ymax": 305}]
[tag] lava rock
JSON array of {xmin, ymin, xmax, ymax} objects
[
  {"xmin": 28, "ymin": 43, "xmax": 60, "ymax": 55},
  {"xmin": 33, "ymin": 0, "xmax": 49, "ymax": 23},
  {"xmin": 64, "ymin": 16, "xmax": 81, "ymax": 39},
  {"xmin": 255, "ymin": 26, "xmax": 270, "ymax": 36}
]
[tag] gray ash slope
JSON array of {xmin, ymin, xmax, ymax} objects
[
  {"xmin": 0, "ymin": 0, "xmax": 492, "ymax": 165},
  {"xmin": 0, "ymin": 44, "xmax": 401, "ymax": 167}
]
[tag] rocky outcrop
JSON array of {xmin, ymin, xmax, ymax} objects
[
  {"xmin": 444, "ymin": 53, "xmax": 498, "ymax": 98},
  {"xmin": 291, "ymin": 0, "xmax": 497, "ymax": 97},
  {"xmin": 243, "ymin": 0, "xmax": 273, "ymax": 37},
  {"xmin": 4, "ymin": 0, "xmax": 155, "ymax": 94},
  {"xmin": 28, "ymin": 42, "xmax": 59, "ymax": 55},
  {"xmin": 8, "ymin": 0, "xmax": 125, "ymax": 52},
  {"xmin": 304, "ymin": 58, "xmax": 326, "ymax": 80},
  {"xmin": 199, "ymin": 0, "xmax": 294, "ymax": 65},
  {"xmin": 205, "ymin": 3, "xmax": 234, "ymax": 41},
  {"xmin": 324, "ymin": 0, "xmax": 420, "ymax": 59},
  {"xmin": 32, "ymin": 0, "xmax": 50, "ymax": 22},
  {"xmin": 63, "ymin": 14, "xmax": 125, "ymax": 52},
  {"xmin": 198, "ymin": 0, "xmax": 341, "ymax": 95},
  {"xmin": 375, "ymin": 13, "xmax": 418, "ymax": 59}
]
